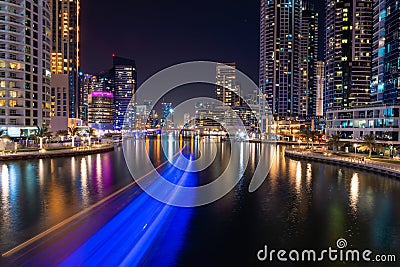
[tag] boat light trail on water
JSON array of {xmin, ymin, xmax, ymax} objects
[{"xmin": 58, "ymin": 153, "xmax": 196, "ymax": 266}]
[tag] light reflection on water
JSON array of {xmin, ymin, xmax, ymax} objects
[
  {"xmin": 350, "ymin": 173, "xmax": 359, "ymax": 213},
  {"xmin": 0, "ymin": 141, "xmax": 399, "ymax": 266},
  {"xmin": 1, "ymin": 165, "xmax": 10, "ymax": 227},
  {"xmin": 0, "ymin": 147, "xmax": 133, "ymax": 253}
]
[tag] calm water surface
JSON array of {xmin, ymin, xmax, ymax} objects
[{"xmin": 0, "ymin": 140, "xmax": 399, "ymax": 266}]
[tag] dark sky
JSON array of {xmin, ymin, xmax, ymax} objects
[{"xmin": 81, "ymin": 0, "xmax": 324, "ymax": 86}]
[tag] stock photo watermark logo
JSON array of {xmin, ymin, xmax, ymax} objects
[
  {"xmin": 257, "ymin": 238, "xmax": 397, "ymax": 263},
  {"xmin": 122, "ymin": 61, "xmax": 276, "ymax": 207}
]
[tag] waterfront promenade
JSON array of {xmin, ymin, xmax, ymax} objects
[
  {"xmin": 0, "ymin": 144, "xmax": 115, "ymax": 161},
  {"xmin": 285, "ymin": 149, "xmax": 400, "ymax": 179}
]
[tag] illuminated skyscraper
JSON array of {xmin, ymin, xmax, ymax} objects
[
  {"xmin": 298, "ymin": 2, "xmax": 318, "ymax": 118},
  {"xmin": 112, "ymin": 56, "xmax": 137, "ymax": 130},
  {"xmin": 78, "ymin": 73, "xmax": 94, "ymax": 122},
  {"xmin": 51, "ymin": 0, "xmax": 80, "ymax": 118},
  {"xmin": 371, "ymin": 0, "xmax": 400, "ymax": 104},
  {"xmin": 216, "ymin": 62, "xmax": 240, "ymax": 107},
  {"xmin": 259, "ymin": 0, "xmax": 301, "ymax": 118},
  {"xmin": 88, "ymin": 71, "xmax": 114, "ymax": 130},
  {"xmin": 0, "ymin": 0, "xmax": 52, "ymax": 137},
  {"xmin": 324, "ymin": 0, "xmax": 373, "ymax": 112},
  {"xmin": 316, "ymin": 61, "xmax": 325, "ymax": 117}
]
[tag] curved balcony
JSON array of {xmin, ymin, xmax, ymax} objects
[
  {"xmin": 0, "ymin": 46, "xmax": 26, "ymax": 54},
  {"xmin": 0, "ymin": 9, "xmax": 25, "ymax": 19},
  {"xmin": 0, "ymin": 28, "xmax": 25, "ymax": 36},
  {"xmin": 0, "ymin": 0, "xmax": 25, "ymax": 7}
]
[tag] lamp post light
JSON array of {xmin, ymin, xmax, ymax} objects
[
  {"xmin": 353, "ymin": 143, "xmax": 358, "ymax": 158},
  {"xmin": 298, "ymin": 139, "xmax": 302, "ymax": 150}
]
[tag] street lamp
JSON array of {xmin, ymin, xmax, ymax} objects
[
  {"xmin": 298, "ymin": 139, "xmax": 302, "ymax": 150},
  {"xmin": 389, "ymin": 142, "xmax": 393, "ymax": 158},
  {"xmin": 353, "ymin": 143, "xmax": 358, "ymax": 158}
]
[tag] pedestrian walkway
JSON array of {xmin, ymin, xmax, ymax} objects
[{"xmin": 285, "ymin": 149, "xmax": 400, "ymax": 179}]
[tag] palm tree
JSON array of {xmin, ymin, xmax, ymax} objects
[
  {"xmin": 361, "ymin": 134, "xmax": 377, "ymax": 157},
  {"xmin": 328, "ymin": 134, "xmax": 342, "ymax": 151},
  {"xmin": 86, "ymin": 127, "xmax": 96, "ymax": 147},
  {"xmin": 36, "ymin": 126, "xmax": 50, "ymax": 149},
  {"xmin": 68, "ymin": 126, "xmax": 80, "ymax": 147}
]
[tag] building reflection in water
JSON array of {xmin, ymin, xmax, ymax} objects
[
  {"xmin": 38, "ymin": 159, "xmax": 44, "ymax": 186},
  {"xmin": 1, "ymin": 164, "xmax": 10, "ymax": 226},
  {"xmin": 295, "ymin": 161, "xmax": 302, "ymax": 195},
  {"xmin": 81, "ymin": 158, "xmax": 89, "ymax": 207},
  {"xmin": 71, "ymin": 157, "xmax": 76, "ymax": 182},
  {"xmin": 306, "ymin": 163, "xmax": 312, "ymax": 189},
  {"xmin": 350, "ymin": 173, "xmax": 359, "ymax": 213},
  {"xmin": 95, "ymin": 154, "xmax": 103, "ymax": 194}
]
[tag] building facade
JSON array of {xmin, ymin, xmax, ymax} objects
[
  {"xmin": 88, "ymin": 91, "xmax": 114, "ymax": 131},
  {"xmin": 316, "ymin": 61, "xmax": 325, "ymax": 117},
  {"xmin": 0, "ymin": 0, "xmax": 52, "ymax": 137},
  {"xmin": 371, "ymin": 0, "xmax": 400, "ymax": 105},
  {"xmin": 50, "ymin": 74, "xmax": 69, "ymax": 117},
  {"xmin": 326, "ymin": 105, "xmax": 400, "ymax": 144},
  {"xmin": 51, "ymin": 0, "xmax": 80, "ymax": 118},
  {"xmin": 259, "ymin": 0, "xmax": 301, "ymax": 117},
  {"xmin": 324, "ymin": 0, "xmax": 373, "ymax": 113},
  {"xmin": 78, "ymin": 73, "xmax": 93, "ymax": 122},
  {"xmin": 216, "ymin": 62, "xmax": 240, "ymax": 107},
  {"xmin": 112, "ymin": 56, "xmax": 136, "ymax": 131},
  {"xmin": 298, "ymin": 3, "xmax": 318, "ymax": 118}
]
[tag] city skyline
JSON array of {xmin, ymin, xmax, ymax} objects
[
  {"xmin": 80, "ymin": 0, "xmax": 325, "ymax": 85},
  {"xmin": 1, "ymin": 1, "xmax": 400, "ymax": 266}
]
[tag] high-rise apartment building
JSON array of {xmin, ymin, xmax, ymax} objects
[
  {"xmin": 371, "ymin": 0, "xmax": 400, "ymax": 105},
  {"xmin": 78, "ymin": 73, "xmax": 93, "ymax": 122},
  {"xmin": 50, "ymin": 74, "xmax": 69, "ymax": 117},
  {"xmin": 51, "ymin": 0, "xmax": 80, "ymax": 118},
  {"xmin": 216, "ymin": 62, "xmax": 240, "ymax": 107},
  {"xmin": 259, "ymin": 0, "xmax": 301, "ymax": 118},
  {"xmin": 324, "ymin": 0, "xmax": 373, "ymax": 113},
  {"xmin": 316, "ymin": 61, "xmax": 325, "ymax": 117},
  {"xmin": 88, "ymin": 91, "xmax": 114, "ymax": 131},
  {"xmin": 87, "ymin": 71, "xmax": 114, "ymax": 130},
  {"xmin": 298, "ymin": 2, "xmax": 318, "ymax": 118},
  {"xmin": 112, "ymin": 56, "xmax": 137, "ymax": 130},
  {"xmin": 0, "ymin": 0, "xmax": 52, "ymax": 137}
]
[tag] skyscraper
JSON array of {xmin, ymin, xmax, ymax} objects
[
  {"xmin": 51, "ymin": 0, "xmax": 80, "ymax": 118},
  {"xmin": 112, "ymin": 56, "xmax": 137, "ymax": 131},
  {"xmin": 0, "ymin": 0, "xmax": 52, "ymax": 137},
  {"xmin": 88, "ymin": 71, "xmax": 114, "ymax": 130},
  {"xmin": 298, "ymin": 2, "xmax": 318, "ymax": 118},
  {"xmin": 78, "ymin": 73, "xmax": 93, "ymax": 122},
  {"xmin": 216, "ymin": 62, "xmax": 240, "ymax": 107},
  {"xmin": 324, "ymin": 0, "xmax": 373, "ymax": 113},
  {"xmin": 371, "ymin": 0, "xmax": 400, "ymax": 105},
  {"xmin": 259, "ymin": 0, "xmax": 301, "ymax": 118},
  {"xmin": 316, "ymin": 61, "xmax": 325, "ymax": 117}
]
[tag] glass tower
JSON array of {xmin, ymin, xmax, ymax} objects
[
  {"xmin": 371, "ymin": 0, "xmax": 400, "ymax": 104},
  {"xmin": 112, "ymin": 56, "xmax": 137, "ymax": 131}
]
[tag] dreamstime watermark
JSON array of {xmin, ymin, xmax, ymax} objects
[
  {"xmin": 122, "ymin": 61, "xmax": 277, "ymax": 207},
  {"xmin": 257, "ymin": 238, "xmax": 397, "ymax": 263}
]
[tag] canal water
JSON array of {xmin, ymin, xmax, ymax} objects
[{"xmin": 0, "ymin": 139, "xmax": 399, "ymax": 266}]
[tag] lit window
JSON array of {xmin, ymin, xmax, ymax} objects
[{"xmin": 9, "ymin": 100, "xmax": 17, "ymax": 107}]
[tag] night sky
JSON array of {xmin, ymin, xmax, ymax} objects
[{"xmin": 81, "ymin": 1, "xmax": 324, "ymax": 86}]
